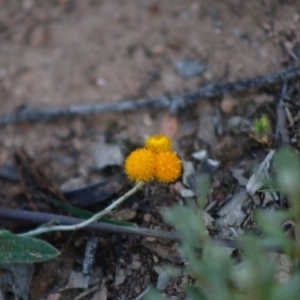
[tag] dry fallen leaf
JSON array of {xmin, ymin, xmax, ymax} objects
[
  {"xmin": 90, "ymin": 283, "xmax": 107, "ymax": 300},
  {"xmin": 46, "ymin": 294, "xmax": 61, "ymax": 300},
  {"xmin": 58, "ymin": 271, "xmax": 86, "ymax": 292}
]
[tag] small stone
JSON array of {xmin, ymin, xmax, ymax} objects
[
  {"xmin": 228, "ymin": 116, "xmax": 242, "ymax": 128},
  {"xmin": 180, "ymin": 276, "xmax": 189, "ymax": 286},
  {"xmin": 47, "ymin": 294, "xmax": 61, "ymax": 300},
  {"xmin": 114, "ymin": 269, "xmax": 126, "ymax": 286},
  {"xmin": 197, "ymin": 115, "xmax": 217, "ymax": 149},
  {"xmin": 203, "ymin": 70, "xmax": 213, "ymax": 80},
  {"xmin": 179, "ymin": 188, "xmax": 195, "ymax": 198},
  {"xmin": 94, "ymin": 139, "xmax": 124, "ymax": 169},
  {"xmin": 153, "ymin": 255, "xmax": 159, "ymax": 263},
  {"xmin": 207, "ymin": 158, "xmax": 220, "ymax": 168},
  {"xmin": 173, "ymin": 181, "xmax": 184, "ymax": 193},
  {"xmin": 60, "ymin": 177, "xmax": 85, "ymax": 191},
  {"xmin": 284, "ymin": 41, "xmax": 294, "ymax": 50},
  {"xmin": 211, "ymin": 179, "xmax": 221, "ymax": 188},
  {"xmin": 143, "ymin": 213, "xmax": 152, "ymax": 223},
  {"xmin": 220, "ymin": 95, "xmax": 237, "ymax": 114},
  {"xmin": 132, "ymin": 254, "xmax": 140, "ymax": 260},
  {"xmin": 22, "ymin": 0, "xmax": 34, "ymax": 10},
  {"xmin": 156, "ymin": 272, "xmax": 171, "ymax": 291},
  {"xmin": 182, "ymin": 160, "xmax": 195, "ymax": 186},
  {"xmin": 150, "ymin": 44, "xmax": 166, "ymax": 55},
  {"xmin": 175, "ymin": 58, "xmax": 205, "ymax": 79},
  {"xmin": 231, "ymin": 168, "xmax": 248, "ymax": 186},
  {"xmin": 162, "ymin": 71, "xmax": 181, "ymax": 91},
  {"xmin": 95, "ymin": 77, "xmax": 106, "ymax": 87},
  {"xmin": 262, "ymin": 191, "xmax": 275, "ymax": 206},
  {"xmin": 192, "ymin": 149, "xmax": 207, "ymax": 161},
  {"xmin": 114, "ymin": 208, "xmax": 136, "ymax": 221},
  {"xmin": 131, "ymin": 261, "xmax": 142, "ymax": 270}
]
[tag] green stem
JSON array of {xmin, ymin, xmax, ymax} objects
[{"xmin": 20, "ymin": 181, "xmax": 145, "ymax": 237}]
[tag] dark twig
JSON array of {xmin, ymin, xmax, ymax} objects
[
  {"xmin": 276, "ymin": 81, "xmax": 290, "ymax": 148},
  {"xmin": 0, "ymin": 206, "xmax": 179, "ymax": 240},
  {"xmin": 0, "ymin": 207, "xmax": 285, "ymax": 253},
  {"xmin": 0, "ymin": 66, "xmax": 300, "ymax": 125},
  {"xmin": 276, "ymin": 81, "xmax": 291, "ymax": 207}
]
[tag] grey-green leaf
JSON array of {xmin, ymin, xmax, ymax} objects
[{"xmin": 0, "ymin": 230, "xmax": 60, "ymax": 263}]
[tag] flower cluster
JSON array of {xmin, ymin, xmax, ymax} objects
[{"xmin": 125, "ymin": 134, "xmax": 182, "ymax": 183}]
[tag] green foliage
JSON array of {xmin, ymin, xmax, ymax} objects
[
  {"xmin": 274, "ymin": 148, "xmax": 300, "ymax": 210},
  {"xmin": 0, "ymin": 230, "xmax": 60, "ymax": 263},
  {"xmin": 147, "ymin": 148, "xmax": 300, "ymax": 300},
  {"xmin": 253, "ymin": 114, "xmax": 271, "ymax": 136}
]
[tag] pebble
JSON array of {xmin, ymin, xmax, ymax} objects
[
  {"xmin": 220, "ymin": 95, "xmax": 237, "ymax": 114},
  {"xmin": 179, "ymin": 188, "xmax": 195, "ymax": 198},
  {"xmin": 94, "ymin": 140, "xmax": 124, "ymax": 169},
  {"xmin": 175, "ymin": 58, "xmax": 206, "ymax": 79},
  {"xmin": 95, "ymin": 77, "xmax": 106, "ymax": 87},
  {"xmin": 173, "ymin": 181, "xmax": 184, "ymax": 193},
  {"xmin": 143, "ymin": 213, "xmax": 152, "ymax": 223},
  {"xmin": 228, "ymin": 116, "xmax": 242, "ymax": 128},
  {"xmin": 192, "ymin": 149, "xmax": 207, "ymax": 161},
  {"xmin": 114, "ymin": 269, "xmax": 126, "ymax": 286},
  {"xmin": 60, "ymin": 177, "xmax": 85, "ymax": 192},
  {"xmin": 197, "ymin": 115, "xmax": 217, "ymax": 149},
  {"xmin": 47, "ymin": 294, "xmax": 61, "ymax": 300},
  {"xmin": 153, "ymin": 255, "xmax": 159, "ymax": 263},
  {"xmin": 161, "ymin": 71, "xmax": 181, "ymax": 91},
  {"xmin": 131, "ymin": 260, "xmax": 142, "ymax": 270},
  {"xmin": 182, "ymin": 160, "xmax": 195, "ymax": 186},
  {"xmin": 156, "ymin": 272, "xmax": 171, "ymax": 291},
  {"xmin": 150, "ymin": 44, "xmax": 166, "ymax": 55}
]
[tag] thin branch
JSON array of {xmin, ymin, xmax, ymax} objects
[
  {"xmin": 20, "ymin": 181, "xmax": 145, "ymax": 237},
  {"xmin": 0, "ymin": 206, "xmax": 180, "ymax": 240},
  {"xmin": 276, "ymin": 81, "xmax": 290, "ymax": 148},
  {"xmin": 0, "ymin": 206, "xmax": 286, "ymax": 253},
  {"xmin": 0, "ymin": 66, "xmax": 300, "ymax": 125}
]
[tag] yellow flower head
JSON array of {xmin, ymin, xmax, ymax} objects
[
  {"xmin": 145, "ymin": 134, "xmax": 173, "ymax": 153},
  {"xmin": 155, "ymin": 151, "xmax": 182, "ymax": 183},
  {"xmin": 125, "ymin": 148, "xmax": 155, "ymax": 182}
]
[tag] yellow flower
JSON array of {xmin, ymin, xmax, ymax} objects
[
  {"xmin": 145, "ymin": 134, "xmax": 173, "ymax": 153},
  {"xmin": 154, "ymin": 151, "xmax": 182, "ymax": 183},
  {"xmin": 125, "ymin": 148, "xmax": 155, "ymax": 182}
]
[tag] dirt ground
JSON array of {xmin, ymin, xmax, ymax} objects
[{"xmin": 0, "ymin": 0, "xmax": 299, "ymax": 299}]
